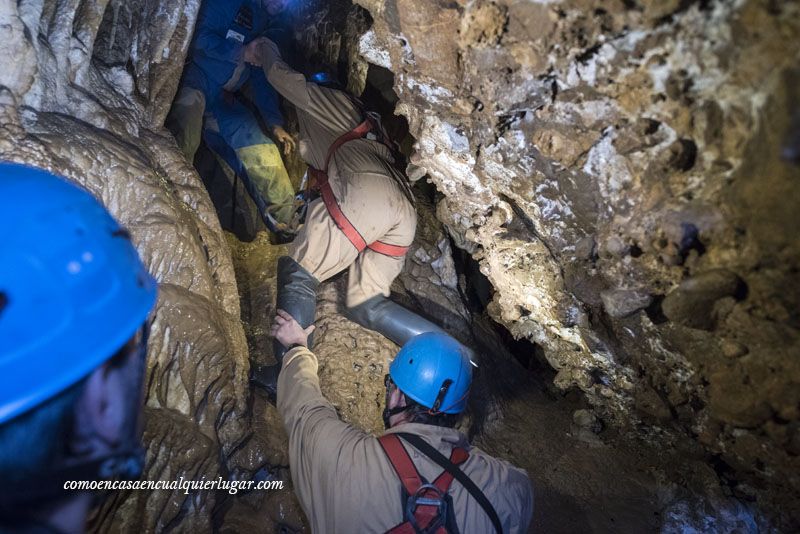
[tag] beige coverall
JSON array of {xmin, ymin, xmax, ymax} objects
[
  {"xmin": 278, "ymin": 347, "xmax": 535, "ymax": 533},
  {"xmin": 262, "ymin": 44, "xmax": 417, "ymax": 307}
]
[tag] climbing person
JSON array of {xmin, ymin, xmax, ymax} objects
[
  {"xmin": 270, "ymin": 310, "xmax": 534, "ymax": 532},
  {"xmin": 249, "ymin": 38, "xmax": 454, "ymax": 397},
  {"xmin": 165, "ymin": 0, "xmax": 297, "ymax": 236},
  {"xmin": 0, "ymin": 164, "xmax": 157, "ymax": 533}
]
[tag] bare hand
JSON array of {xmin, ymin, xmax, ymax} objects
[
  {"xmin": 270, "ymin": 309, "xmax": 315, "ymax": 348},
  {"xmin": 273, "ymin": 126, "xmax": 296, "ymax": 156},
  {"xmin": 243, "ymin": 38, "xmax": 268, "ymax": 66}
]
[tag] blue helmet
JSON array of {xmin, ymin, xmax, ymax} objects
[
  {"xmin": 389, "ymin": 333, "xmax": 473, "ymax": 414},
  {"xmin": 0, "ymin": 163, "xmax": 157, "ymax": 424}
]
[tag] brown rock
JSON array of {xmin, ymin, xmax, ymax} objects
[
  {"xmin": 662, "ymin": 270, "xmax": 744, "ymax": 330},
  {"xmin": 458, "ymin": 1, "xmax": 508, "ymax": 48},
  {"xmin": 709, "ymin": 364, "xmax": 772, "ymax": 428},
  {"xmin": 788, "ymin": 424, "xmax": 800, "ymax": 456},
  {"xmin": 601, "ymin": 288, "xmax": 653, "ymax": 318},
  {"xmin": 572, "ymin": 408, "xmax": 601, "ymax": 432},
  {"xmin": 720, "ymin": 339, "xmax": 749, "ymax": 358},
  {"xmin": 574, "ymin": 235, "xmax": 597, "ymax": 261},
  {"xmin": 635, "ymin": 385, "xmax": 673, "ymax": 422},
  {"xmin": 602, "ymin": 236, "xmax": 630, "ymax": 258},
  {"xmin": 395, "ymin": 0, "xmax": 462, "ymax": 86}
]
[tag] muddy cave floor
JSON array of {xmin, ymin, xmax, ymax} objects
[{"xmin": 212, "ymin": 228, "xmax": 706, "ymax": 534}]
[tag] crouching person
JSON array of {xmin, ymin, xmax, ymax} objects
[
  {"xmin": 0, "ymin": 164, "xmax": 157, "ymax": 533},
  {"xmin": 271, "ymin": 309, "xmax": 534, "ymax": 533},
  {"xmin": 250, "ymin": 38, "xmax": 453, "ymax": 398}
]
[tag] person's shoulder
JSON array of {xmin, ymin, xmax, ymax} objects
[
  {"xmin": 464, "ymin": 445, "xmax": 533, "ymax": 528},
  {"xmin": 468, "ymin": 445, "xmax": 531, "ymax": 486}
]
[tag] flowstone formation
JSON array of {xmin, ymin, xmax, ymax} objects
[
  {"xmin": 297, "ymin": 0, "xmax": 800, "ymax": 527},
  {"xmin": 0, "ymin": 1, "xmax": 253, "ymax": 531}
]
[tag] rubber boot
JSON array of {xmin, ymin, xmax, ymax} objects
[
  {"xmin": 251, "ymin": 257, "xmax": 319, "ymax": 400},
  {"xmin": 346, "ymin": 295, "xmax": 448, "ymax": 347}
]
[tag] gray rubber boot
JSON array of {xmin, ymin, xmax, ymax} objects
[
  {"xmin": 346, "ymin": 295, "xmax": 448, "ymax": 347},
  {"xmin": 251, "ymin": 256, "xmax": 319, "ymax": 399}
]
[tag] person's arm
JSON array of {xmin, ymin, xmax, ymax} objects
[
  {"xmin": 248, "ymin": 67, "xmax": 295, "ymax": 154},
  {"xmin": 273, "ymin": 311, "xmax": 371, "ymax": 524},
  {"xmin": 258, "ymin": 39, "xmax": 361, "ymax": 133},
  {"xmin": 277, "ymin": 347, "xmax": 372, "ymax": 522},
  {"xmin": 278, "ymin": 347, "xmax": 369, "ymax": 454}
]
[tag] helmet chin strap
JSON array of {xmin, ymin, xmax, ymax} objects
[
  {"xmin": 382, "ymin": 404, "xmax": 414, "ymax": 430},
  {"xmin": 0, "ymin": 445, "xmax": 145, "ymax": 510}
]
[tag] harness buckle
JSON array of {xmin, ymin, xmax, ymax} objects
[{"xmin": 405, "ymin": 483, "xmax": 448, "ymax": 533}]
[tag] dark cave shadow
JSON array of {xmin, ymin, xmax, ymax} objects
[
  {"xmin": 193, "ymin": 139, "xmax": 265, "ymax": 242},
  {"xmin": 533, "ymin": 483, "xmax": 595, "ymax": 534}
]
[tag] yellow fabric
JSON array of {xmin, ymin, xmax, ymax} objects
[
  {"xmin": 277, "ymin": 347, "xmax": 535, "ymax": 533},
  {"xmin": 235, "ymin": 143, "xmax": 295, "ymax": 225}
]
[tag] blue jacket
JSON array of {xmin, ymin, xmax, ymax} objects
[{"xmin": 186, "ymin": 0, "xmax": 284, "ymax": 127}]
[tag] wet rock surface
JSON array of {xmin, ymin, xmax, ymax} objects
[
  {"xmin": 600, "ymin": 288, "xmax": 653, "ymax": 319},
  {"xmin": 295, "ymin": 0, "xmax": 800, "ymax": 528},
  {"xmin": 0, "ymin": 1, "xmax": 250, "ymax": 531}
]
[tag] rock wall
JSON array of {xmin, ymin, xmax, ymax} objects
[
  {"xmin": 0, "ymin": 1, "xmax": 252, "ymax": 531},
  {"xmin": 296, "ymin": 0, "xmax": 800, "ymax": 527}
]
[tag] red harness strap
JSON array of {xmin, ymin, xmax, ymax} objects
[
  {"xmin": 308, "ymin": 120, "xmax": 410, "ymax": 258},
  {"xmin": 378, "ymin": 434, "xmax": 469, "ymax": 534}
]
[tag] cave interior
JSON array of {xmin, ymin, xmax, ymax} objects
[{"xmin": 0, "ymin": 0, "xmax": 798, "ymax": 532}]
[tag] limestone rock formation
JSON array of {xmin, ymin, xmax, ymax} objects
[
  {"xmin": 296, "ymin": 0, "xmax": 800, "ymax": 526},
  {"xmin": 0, "ymin": 1, "xmax": 250, "ymax": 531}
]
